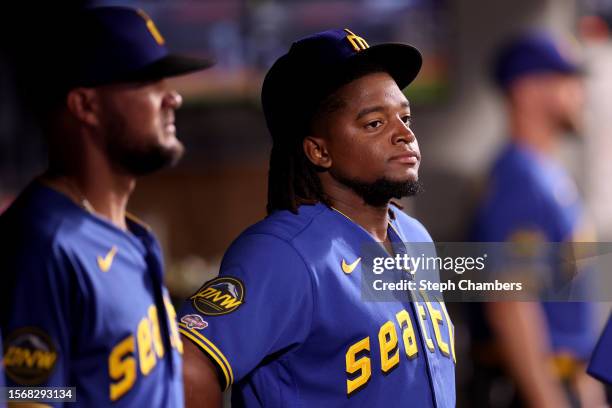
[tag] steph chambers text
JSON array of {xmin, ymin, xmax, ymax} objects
[{"xmin": 372, "ymin": 279, "xmax": 523, "ymax": 292}]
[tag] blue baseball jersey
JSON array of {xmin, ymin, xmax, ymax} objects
[
  {"xmin": 179, "ymin": 203, "xmax": 456, "ymax": 407},
  {"xmin": 0, "ymin": 182, "xmax": 184, "ymax": 407},
  {"xmin": 472, "ymin": 142, "xmax": 596, "ymax": 359},
  {"xmin": 588, "ymin": 315, "xmax": 612, "ymax": 384}
]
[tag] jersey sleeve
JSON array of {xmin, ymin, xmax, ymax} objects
[
  {"xmin": 1, "ymin": 237, "xmax": 75, "ymax": 398},
  {"xmin": 474, "ymin": 183, "xmax": 575, "ymax": 286},
  {"xmin": 475, "ymin": 182, "xmax": 570, "ymax": 243},
  {"xmin": 178, "ymin": 233, "xmax": 314, "ymax": 390},
  {"xmin": 588, "ymin": 315, "xmax": 612, "ymax": 384}
]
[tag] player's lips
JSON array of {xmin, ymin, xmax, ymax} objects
[
  {"xmin": 388, "ymin": 151, "xmax": 419, "ymax": 165},
  {"xmin": 163, "ymin": 112, "xmax": 176, "ymax": 134},
  {"xmin": 164, "ymin": 123, "xmax": 176, "ymax": 133}
]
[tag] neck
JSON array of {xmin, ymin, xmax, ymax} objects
[
  {"xmin": 323, "ymin": 177, "xmax": 390, "ymax": 242},
  {"xmin": 44, "ymin": 141, "xmax": 135, "ymax": 231},
  {"xmin": 510, "ymin": 107, "xmax": 559, "ymax": 155}
]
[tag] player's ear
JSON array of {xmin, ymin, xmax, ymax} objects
[
  {"xmin": 65, "ymin": 87, "xmax": 101, "ymax": 127},
  {"xmin": 303, "ymin": 135, "xmax": 331, "ymax": 169}
]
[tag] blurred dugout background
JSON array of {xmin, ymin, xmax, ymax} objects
[{"xmin": 2, "ymin": 0, "xmax": 612, "ymax": 406}]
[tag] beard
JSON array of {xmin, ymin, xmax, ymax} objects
[
  {"xmin": 334, "ymin": 172, "xmax": 422, "ymax": 207},
  {"xmin": 104, "ymin": 116, "xmax": 184, "ymax": 176},
  {"xmin": 109, "ymin": 140, "xmax": 184, "ymax": 176}
]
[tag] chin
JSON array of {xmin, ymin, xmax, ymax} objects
[
  {"xmin": 166, "ymin": 143, "xmax": 185, "ymax": 167},
  {"xmin": 388, "ymin": 172, "xmax": 418, "ymax": 184},
  {"xmin": 161, "ymin": 137, "xmax": 184, "ymax": 154}
]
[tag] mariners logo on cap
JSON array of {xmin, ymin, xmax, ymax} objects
[
  {"xmin": 136, "ymin": 9, "xmax": 165, "ymax": 46},
  {"xmin": 344, "ymin": 28, "xmax": 369, "ymax": 52},
  {"xmin": 191, "ymin": 276, "xmax": 245, "ymax": 316}
]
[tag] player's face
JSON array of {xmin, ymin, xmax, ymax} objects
[
  {"xmin": 95, "ymin": 79, "xmax": 184, "ymax": 175},
  {"xmin": 314, "ymin": 72, "xmax": 420, "ymax": 189},
  {"xmin": 549, "ymin": 74, "xmax": 584, "ymax": 134}
]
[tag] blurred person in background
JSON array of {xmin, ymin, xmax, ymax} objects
[
  {"xmin": 0, "ymin": 6, "xmax": 212, "ymax": 407},
  {"xmin": 470, "ymin": 31, "xmax": 605, "ymax": 407},
  {"xmin": 587, "ymin": 314, "xmax": 612, "ymax": 404}
]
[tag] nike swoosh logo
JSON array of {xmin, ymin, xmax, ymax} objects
[
  {"xmin": 341, "ymin": 257, "xmax": 362, "ymax": 274},
  {"xmin": 97, "ymin": 246, "xmax": 118, "ymax": 272}
]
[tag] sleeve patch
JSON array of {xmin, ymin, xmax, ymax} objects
[
  {"xmin": 506, "ymin": 229, "xmax": 546, "ymax": 244},
  {"xmin": 3, "ymin": 327, "xmax": 58, "ymax": 385},
  {"xmin": 190, "ymin": 276, "xmax": 245, "ymax": 316},
  {"xmin": 180, "ymin": 314, "xmax": 208, "ymax": 330}
]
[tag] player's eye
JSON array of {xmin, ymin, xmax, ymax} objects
[
  {"xmin": 365, "ymin": 120, "xmax": 383, "ymax": 129},
  {"xmin": 401, "ymin": 115, "xmax": 412, "ymax": 126}
]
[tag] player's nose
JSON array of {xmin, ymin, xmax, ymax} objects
[
  {"xmin": 391, "ymin": 117, "xmax": 416, "ymax": 145},
  {"xmin": 164, "ymin": 89, "xmax": 183, "ymax": 110}
]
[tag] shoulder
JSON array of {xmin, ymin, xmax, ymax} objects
[
  {"xmin": 481, "ymin": 148, "xmax": 561, "ymax": 219},
  {"xmin": 490, "ymin": 144, "xmax": 565, "ymax": 207},
  {"xmin": 219, "ymin": 204, "xmax": 341, "ymax": 279},
  {"xmin": 0, "ymin": 183, "xmax": 88, "ymax": 264},
  {"xmin": 221, "ymin": 206, "xmax": 326, "ymax": 270},
  {"xmin": 475, "ymin": 155, "xmax": 578, "ymax": 241},
  {"xmin": 3, "ymin": 192, "xmax": 53, "ymax": 247},
  {"xmin": 226, "ymin": 204, "xmax": 326, "ymax": 252},
  {"xmin": 243, "ymin": 204, "xmax": 326, "ymax": 241}
]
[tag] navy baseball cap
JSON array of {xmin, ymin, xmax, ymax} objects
[
  {"xmin": 58, "ymin": 6, "xmax": 214, "ymax": 89},
  {"xmin": 493, "ymin": 31, "xmax": 583, "ymax": 89},
  {"xmin": 261, "ymin": 28, "xmax": 422, "ymax": 141}
]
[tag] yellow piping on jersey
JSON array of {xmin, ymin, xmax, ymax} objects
[
  {"xmin": 126, "ymin": 212, "xmax": 152, "ymax": 231},
  {"xmin": 179, "ymin": 324, "xmax": 234, "ymax": 388}
]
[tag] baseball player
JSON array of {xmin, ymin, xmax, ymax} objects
[
  {"xmin": 471, "ymin": 32, "xmax": 602, "ymax": 407},
  {"xmin": 179, "ymin": 29, "xmax": 456, "ymax": 407},
  {"xmin": 588, "ymin": 314, "xmax": 612, "ymax": 403},
  {"xmin": 0, "ymin": 7, "xmax": 212, "ymax": 407}
]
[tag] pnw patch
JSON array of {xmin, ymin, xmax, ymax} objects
[
  {"xmin": 191, "ymin": 276, "xmax": 245, "ymax": 316},
  {"xmin": 4, "ymin": 327, "xmax": 58, "ymax": 385}
]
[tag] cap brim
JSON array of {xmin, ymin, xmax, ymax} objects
[
  {"xmin": 355, "ymin": 43, "xmax": 423, "ymax": 90},
  {"xmin": 120, "ymin": 54, "xmax": 215, "ymax": 83}
]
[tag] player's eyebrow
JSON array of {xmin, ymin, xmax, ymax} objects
[
  {"xmin": 356, "ymin": 106, "xmax": 385, "ymax": 120},
  {"xmin": 399, "ymin": 101, "xmax": 411, "ymax": 111},
  {"xmin": 356, "ymin": 101, "xmax": 410, "ymax": 120}
]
